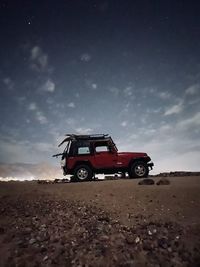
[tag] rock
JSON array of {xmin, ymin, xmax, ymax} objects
[
  {"xmin": 147, "ymin": 230, "xmax": 153, "ymax": 235},
  {"xmin": 0, "ymin": 226, "xmax": 5, "ymax": 234},
  {"xmin": 52, "ymin": 236, "xmax": 60, "ymax": 243},
  {"xmin": 99, "ymin": 235, "xmax": 109, "ymax": 241},
  {"xmin": 40, "ymin": 245, "xmax": 47, "ymax": 253},
  {"xmin": 15, "ymin": 258, "xmax": 26, "ymax": 267},
  {"xmin": 156, "ymin": 178, "xmax": 170, "ymax": 185},
  {"xmin": 54, "ymin": 245, "xmax": 65, "ymax": 257},
  {"xmin": 158, "ymin": 238, "xmax": 168, "ymax": 249},
  {"xmin": 43, "ymin": 255, "xmax": 48, "ymax": 261},
  {"xmin": 98, "ymin": 215, "xmax": 110, "ymax": 222},
  {"xmin": 138, "ymin": 179, "xmax": 155, "ymax": 185},
  {"xmin": 22, "ymin": 227, "xmax": 32, "ymax": 235},
  {"xmin": 135, "ymin": 236, "xmax": 140, "ymax": 244},
  {"xmin": 16, "ymin": 239, "xmax": 24, "ymax": 247},
  {"xmin": 126, "ymin": 236, "xmax": 135, "ymax": 244},
  {"xmin": 168, "ymin": 247, "xmax": 172, "ymax": 252},
  {"xmin": 29, "ymin": 238, "xmax": 36, "ymax": 245},
  {"xmin": 143, "ymin": 241, "xmax": 153, "ymax": 251}
]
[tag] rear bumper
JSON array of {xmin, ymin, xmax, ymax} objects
[
  {"xmin": 147, "ymin": 162, "xmax": 154, "ymax": 170},
  {"xmin": 62, "ymin": 166, "xmax": 68, "ymax": 176},
  {"xmin": 62, "ymin": 166, "xmax": 74, "ymax": 176}
]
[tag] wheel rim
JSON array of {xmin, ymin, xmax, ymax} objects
[
  {"xmin": 77, "ymin": 168, "xmax": 88, "ymax": 180},
  {"xmin": 134, "ymin": 164, "xmax": 146, "ymax": 177}
]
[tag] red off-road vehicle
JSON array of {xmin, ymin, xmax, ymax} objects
[{"xmin": 53, "ymin": 134, "xmax": 154, "ymax": 182}]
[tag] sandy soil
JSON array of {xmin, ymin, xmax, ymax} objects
[{"xmin": 0, "ymin": 176, "xmax": 200, "ymax": 266}]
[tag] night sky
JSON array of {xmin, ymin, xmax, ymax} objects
[{"xmin": 0, "ymin": 0, "xmax": 200, "ymax": 178}]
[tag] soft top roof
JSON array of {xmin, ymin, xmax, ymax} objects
[{"xmin": 58, "ymin": 134, "xmax": 109, "ymax": 147}]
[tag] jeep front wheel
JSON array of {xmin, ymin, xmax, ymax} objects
[
  {"xmin": 74, "ymin": 165, "xmax": 93, "ymax": 182},
  {"xmin": 129, "ymin": 161, "xmax": 149, "ymax": 178}
]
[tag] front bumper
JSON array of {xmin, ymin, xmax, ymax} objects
[{"xmin": 147, "ymin": 161, "xmax": 154, "ymax": 170}]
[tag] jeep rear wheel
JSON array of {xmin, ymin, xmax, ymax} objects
[
  {"xmin": 129, "ymin": 161, "xmax": 149, "ymax": 178},
  {"xmin": 74, "ymin": 165, "xmax": 93, "ymax": 182}
]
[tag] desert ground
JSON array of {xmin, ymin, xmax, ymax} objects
[{"xmin": 0, "ymin": 176, "xmax": 200, "ymax": 267}]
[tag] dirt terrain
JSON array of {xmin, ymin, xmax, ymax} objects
[{"xmin": 0, "ymin": 176, "xmax": 200, "ymax": 266}]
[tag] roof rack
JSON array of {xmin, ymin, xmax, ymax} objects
[
  {"xmin": 58, "ymin": 134, "xmax": 118, "ymax": 150},
  {"xmin": 58, "ymin": 134, "xmax": 109, "ymax": 147},
  {"xmin": 65, "ymin": 134, "xmax": 109, "ymax": 140}
]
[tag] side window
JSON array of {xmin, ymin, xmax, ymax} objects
[
  {"xmin": 78, "ymin": 146, "xmax": 90, "ymax": 155},
  {"xmin": 95, "ymin": 146, "xmax": 109, "ymax": 152}
]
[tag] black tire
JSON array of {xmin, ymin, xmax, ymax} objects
[
  {"xmin": 74, "ymin": 164, "xmax": 93, "ymax": 182},
  {"xmin": 128, "ymin": 161, "xmax": 149, "ymax": 178}
]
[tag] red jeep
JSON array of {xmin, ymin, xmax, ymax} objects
[{"xmin": 53, "ymin": 134, "xmax": 154, "ymax": 182}]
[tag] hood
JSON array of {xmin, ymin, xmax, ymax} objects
[
  {"xmin": 117, "ymin": 152, "xmax": 151, "ymax": 162},
  {"xmin": 117, "ymin": 152, "xmax": 148, "ymax": 158}
]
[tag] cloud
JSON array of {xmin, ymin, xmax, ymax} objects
[
  {"xmin": 158, "ymin": 91, "xmax": 171, "ymax": 100},
  {"xmin": 34, "ymin": 142, "xmax": 55, "ymax": 152},
  {"xmin": 109, "ymin": 86, "xmax": 120, "ymax": 96},
  {"xmin": 164, "ymin": 101, "xmax": 183, "ymax": 116},
  {"xmin": 80, "ymin": 53, "xmax": 91, "ymax": 62},
  {"xmin": 85, "ymin": 79, "xmax": 98, "ymax": 90},
  {"xmin": 185, "ymin": 84, "xmax": 199, "ymax": 95},
  {"xmin": 42, "ymin": 79, "xmax": 55, "ymax": 93},
  {"xmin": 28, "ymin": 102, "xmax": 47, "ymax": 124},
  {"xmin": 75, "ymin": 127, "xmax": 93, "ymax": 134},
  {"xmin": 91, "ymin": 83, "xmax": 97, "ymax": 90},
  {"xmin": 118, "ymin": 103, "xmax": 130, "ymax": 118},
  {"xmin": 67, "ymin": 102, "xmax": 75, "ymax": 108},
  {"xmin": 0, "ymin": 133, "xmax": 58, "ymax": 168},
  {"xmin": 120, "ymin": 130, "xmax": 199, "ymax": 174},
  {"xmin": 153, "ymin": 151, "xmax": 200, "ymax": 173},
  {"xmin": 120, "ymin": 121, "xmax": 127, "ymax": 127},
  {"xmin": 31, "ymin": 46, "xmax": 41, "ymax": 60},
  {"xmin": 28, "ymin": 102, "xmax": 37, "ymax": 110},
  {"xmin": 177, "ymin": 112, "xmax": 200, "ymax": 129},
  {"xmin": 30, "ymin": 46, "xmax": 52, "ymax": 72},
  {"xmin": 16, "ymin": 96, "xmax": 26, "ymax": 103},
  {"xmin": 123, "ymin": 86, "xmax": 133, "ymax": 97},
  {"xmin": 3, "ymin": 77, "xmax": 14, "ymax": 90},
  {"xmin": 0, "ymin": 162, "xmax": 61, "ymax": 180},
  {"xmin": 66, "ymin": 118, "xmax": 76, "ymax": 126},
  {"xmin": 36, "ymin": 111, "xmax": 48, "ymax": 124}
]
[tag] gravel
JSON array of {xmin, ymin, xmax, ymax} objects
[{"xmin": 0, "ymin": 195, "xmax": 200, "ymax": 267}]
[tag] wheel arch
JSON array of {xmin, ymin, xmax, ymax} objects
[
  {"xmin": 72, "ymin": 161, "xmax": 94, "ymax": 172},
  {"xmin": 128, "ymin": 157, "xmax": 150, "ymax": 169}
]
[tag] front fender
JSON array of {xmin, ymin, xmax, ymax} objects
[{"xmin": 128, "ymin": 156, "xmax": 151, "ymax": 168}]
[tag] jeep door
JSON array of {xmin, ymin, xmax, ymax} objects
[{"xmin": 93, "ymin": 143, "xmax": 117, "ymax": 169}]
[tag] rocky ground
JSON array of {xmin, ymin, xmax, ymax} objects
[{"xmin": 0, "ymin": 176, "xmax": 200, "ymax": 267}]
